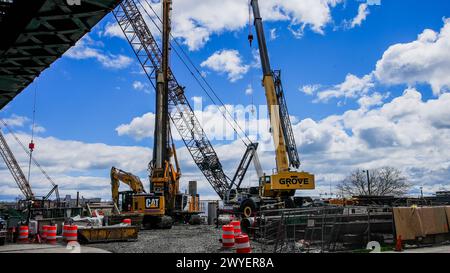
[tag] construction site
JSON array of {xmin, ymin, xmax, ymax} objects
[{"xmin": 1, "ymin": 0, "xmax": 450, "ymax": 257}]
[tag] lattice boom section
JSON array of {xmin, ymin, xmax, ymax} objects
[{"xmin": 114, "ymin": 0, "xmax": 230, "ymax": 199}]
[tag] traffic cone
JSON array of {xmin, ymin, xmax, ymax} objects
[{"xmin": 395, "ymin": 235, "xmax": 403, "ymax": 252}]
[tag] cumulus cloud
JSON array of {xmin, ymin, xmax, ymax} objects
[
  {"xmin": 132, "ymin": 80, "xmax": 151, "ymax": 94},
  {"xmin": 374, "ymin": 18, "xmax": 450, "ymax": 95},
  {"xmin": 315, "ymin": 74, "xmax": 375, "ymax": 102},
  {"xmin": 307, "ymin": 19, "xmax": 450, "ymax": 105},
  {"xmin": 65, "ymin": 35, "xmax": 133, "ymax": 69},
  {"xmin": 4, "ymin": 88, "xmax": 448, "ymax": 200},
  {"xmin": 357, "ymin": 92, "xmax": 389, "ymax": 109},
  {"xmin": 294, "ymin": 87, "xmax": 450, "ymax": 195},
  {"xmin": 201, "ymin": 49, "xmax": 249, "ymax": 82},
  {"xmin": 116, "ymin": 112, "xmax": 156, "ymax": 141},
  {"xmin": 2, "ymin": 114, "xmax": 29, "ymax": 127},
  {"xmin": 1, "ymin": 115, "xmax": 46, "ymax": 135},
  {"xmin": 350, "ymin": 3, "xmax": 369, "ymax": 28},
  {"xmin": 0, "ymin": 132, "xmax": 152, "ymax": 200},
  {"xmin": 104, "ymin": 0, "xmax": 343, "ymax": 51},
  {"xmin": 300, "ymin": 84, "xmax": 321, "ymax": 95},
  {"xmin": 115, "ymin": 103, "xmax": 272, "ymax": 144}
]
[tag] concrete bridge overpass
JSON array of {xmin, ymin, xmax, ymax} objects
[{"xmin": 0, "ymin": 0, "xmax": 122, "ymax": 109}]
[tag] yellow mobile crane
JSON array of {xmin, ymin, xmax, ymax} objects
[{"xmin": 232, "ymin": 0, "xmax": 316, "ymax": 216}]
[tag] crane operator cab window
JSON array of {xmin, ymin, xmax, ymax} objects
[
  {"xmin": 259, "ymin": 175, "xmax": 271, "ymax": 187},
  {"xmin": 120, "ymin": 191, "xmax": 134, "ymax": 212}
]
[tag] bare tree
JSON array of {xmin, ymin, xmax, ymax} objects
[{"xmin": 337, "ymin": 167, "xmax": 410, "ymax": 197}]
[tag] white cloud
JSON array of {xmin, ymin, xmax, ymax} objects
[
  {"xmin": 245, "ymin": 84, "xmax": 254, "ymax": 96},
  {"xmin": 300, "ymin": 84, "xmax": 321, "ymax": 95},
  {"xmin": 270, "ymin": 28, "xmax": 278, "ymax": 40},
  {"xmin": 201, "ymin": 49, "xmax": 249, "ymax": 82},
  {"xmin": 357, "ymin": 92, "xmax": 389, "ymax": 109},
  {"xmin": 132, "ymin": 80, "xmax": 151, "ymax": 94},
  {"xmin": 1, "ymin": 115, "xmax": 45, "ymax": 134},
  {"xmin": 293, "ymin": 87, "xmax": 450, "ymax": 195},
  {"xmin": 307, "ymin": 19, "xmax": 450, "ymax": 106},
  {"xmin": 65, "ymin": 35, "xmax": 133, "ymax": 69},
  {"xmin": 115, "ymin": 112, "xmax": 156, "ymax": 141},
  {"xmin": 4, "ymin": 88, "xmax": 447, "ymax": 200},
  {"xmin": 315, "ymin": 73, "xmax": 375, "ymax": 102},
  {"xmin": 105, "ymin": 0, "xmax": 343, "ymax": 51},
  {"xmin": 31, "ymin": 125, "xmax": 46, "ymax": 134},
  {"xmin": 132, "ymin": 81, "xmax": 145, "ymax": 90},
  {"xmin": 0, "ymin": 132, "xmax": 152, "ymax": 200},
  {"xmin": 374, "ymin": 18, "xmax": 450, "ymax": 95},
  {"xmin": 2, "ymin": 114, "xmax": 29, "ymax": 127},
  {"xmin": 350, "ymin": 3, "xmax": 369, "ymax": 28}
]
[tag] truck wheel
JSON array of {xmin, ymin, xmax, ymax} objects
[{"xmin": 240, "ymin": 199, "xmax": 256, "ymax": 218}]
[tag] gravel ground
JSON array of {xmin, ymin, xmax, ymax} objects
[{"xmin": 91, "ymin": 224, "xmax": 266, "ymax": 253}]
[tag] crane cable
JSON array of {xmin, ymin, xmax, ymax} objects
[
  {"xmin": 139, "ymin": 0, "xmax": 252, "ymax": 146},
  {"xmin": 27, "ymin": 83, "xmax": 37, "ymax": 185},
  {"xmin": 248, "ymin": 1, "xmax": 256, "ymax": 116},
  {"xmin": 140, "ymin": 0, "xmax": 250, "ymax": 146}
]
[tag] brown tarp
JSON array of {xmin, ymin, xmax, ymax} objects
[
  {"xmin": 446, "ymin": 207, "xmax": 450, "ymax": 228},
  {"xmin": 393, "ymin": 207, "xmax": 424, "ymax": 240},
  {"xmin": 419, "ymin": 207, "xmax": 448, "ymax": 236},
  {"xmin": 393, "ymin": 206, "xmax": 450, "ymax": 240}
]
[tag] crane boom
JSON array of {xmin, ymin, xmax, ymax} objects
[
  {"xmin": 0, "ymin": 129, "xmax": 33, "ymax": 199},
  {"xmin": 113, "ymin": 0, "xmax": 230, "ymax": 200},
  {"xmin": 250, "ymin": 0, "xmax": 300, "ymax": 171},
  {"xmin": 0, "ymin": 119, "xmax": 60, "ymax": 203}
]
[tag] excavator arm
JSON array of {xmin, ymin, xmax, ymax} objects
[{"xmin": 111, "ymin": 166, "xmax": 146, "ymax": 207}]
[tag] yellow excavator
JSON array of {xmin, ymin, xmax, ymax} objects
[{"xmin": 111, "ymin": 164, "xmax": 200, "ymax": 228}]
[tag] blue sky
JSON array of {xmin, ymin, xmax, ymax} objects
[{"xmin": 1, "ymin": 0, "xmax": 450, "ymax": 201}]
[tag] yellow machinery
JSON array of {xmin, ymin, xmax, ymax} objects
[
  {"xmin": 233, "ymin": 0, "xmax": 316, "ymax": 217},
  {"xmin": 110, "ymin": 0, "xmax": 201, "ymax": 228},
  {"xmin": 112, "ymin": 0, "xmax": 312, "ymax": 219},
  {"xmin": 111, "ymin": 166, "xmax": 200, "ymax": 228},
  {"xmin": 111, "ymin": 166, "xmax": 165, "ymax": 220}
]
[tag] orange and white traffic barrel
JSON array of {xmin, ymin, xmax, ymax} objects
[
  {"xmin": 41, "ymin": 225, "xmax": 49, "ymax": 241},
  {"xmin": 122, "ymin": 218, "xmax": 131, "ymax": 226},
  {"xmin": 235, "ymin": 234, "xmax": 252, "ymax": 253},
  {"xmin": 18, "ymin": 225, "xmax": 29, "ymax": 243},
  {"xmin": 221, "ymin": 225, "xmax": 235, "ymax": 248},
  {"xmin": 46, "ymin": 225, "xmax": 57, "ymax": 244},
  {"xmin": 63, "ymin": 225, "xmax": 78, "ymax": 242},
  {"xmin": 231, "ymin": 220, "xmax": 241, "ymax": 237}
]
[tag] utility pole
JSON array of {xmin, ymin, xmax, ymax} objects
[
  {"xmin": 152, "ymin": 0, "xmax": 171, "ymax": 174},
  {"xmin": 364, "ymin": 170, "xmax": 371, "ymax": 196}
]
